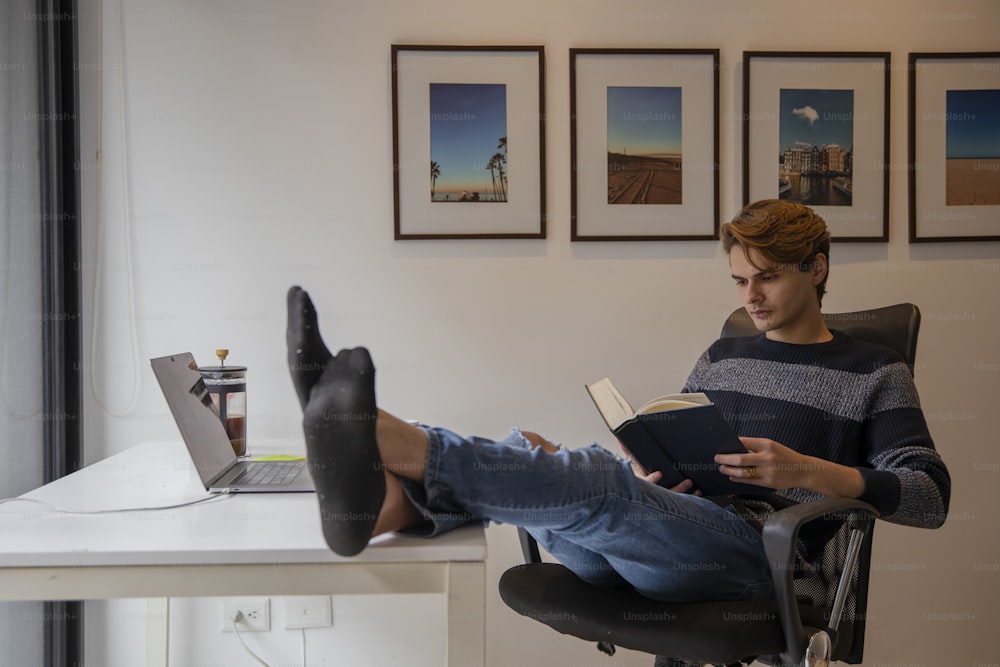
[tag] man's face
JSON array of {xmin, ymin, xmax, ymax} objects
[{"xmin": 729, "ymin": 246, "xmax": 826, "ymax": 342}]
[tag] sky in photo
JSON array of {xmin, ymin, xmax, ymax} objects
[
  {"xmin": 778, "ymin": 88, "xmax": 855, "ymax": 152},
  {"xmin": 946, "ymin": 89, "xmax": 1000, "ymax": 159},
  {"xmin": 606, "ymin": 86, "xmax": 682, "ymax": 156}
]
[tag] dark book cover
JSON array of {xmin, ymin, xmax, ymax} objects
[{"xmin": 587, "ymin": 378, "xmax": 771, "ymax": 496}]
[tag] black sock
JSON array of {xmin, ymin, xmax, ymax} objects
[
  {"xmin": 302, "ymin": 346, "xmax": 386, "ymax": 557},
  {"xmin": 286, "ymin": 285, "xmax": 333, "ymax": 409}
]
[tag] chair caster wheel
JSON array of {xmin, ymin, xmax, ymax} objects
[{"xmin": 804, "ymin": 630, "xmax": 832, "ymax": 667}]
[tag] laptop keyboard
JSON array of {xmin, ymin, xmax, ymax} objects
[{"xmin": 230, "ymin": 461, "xmax": 303, "ymax": 486}]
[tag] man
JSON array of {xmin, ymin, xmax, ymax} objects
[{"xmin": 286, "ymin": 199, "xmax": 950, "ymax": 603}]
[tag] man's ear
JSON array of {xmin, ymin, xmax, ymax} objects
[{"xmin": 811, "ymin": 253, "xmax": 829, "ymax": 286}]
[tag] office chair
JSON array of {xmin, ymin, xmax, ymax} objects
[{"xmin": 499, "ymin": 304, "xmax": 921, "ymax": 667}]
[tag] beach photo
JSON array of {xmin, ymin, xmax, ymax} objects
[
  {"xmin": 606, "ymin": 86, "xmax": 682, "ymax": 205},
  {"xmin": 777, "ymin": 88, "xmax": 854, "ymax": 206},
  {"xmin": 945, "ymin": 88, "xmax": 1000, "ymax": 206},
  {"xmin": 429, "ymin": 83, "xmax": 508, "ymax": 203}
]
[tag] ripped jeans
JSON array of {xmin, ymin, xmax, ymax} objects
[{"xmin": 398, "ymin": 427, "xmax": 774, "ymax": 602}]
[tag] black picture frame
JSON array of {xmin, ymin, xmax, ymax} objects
[
  {"xmin": 391, "ymin": 45, "xmax": 546, "ymax": 240},
  {"xmin": 743, "ymin": 51, "xmax": 891, "ymax": 241},
  {"xmin": 570, "ymin": 48, "xmax": 720, "ymax": 241},
  {"xmin": 909, "ymin": 52, "xmax": 1000, "ymax": 242}
]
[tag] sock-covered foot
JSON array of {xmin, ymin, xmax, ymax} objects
[
  {"xmin": 303, "ymin": 346, "xmax": 386, "ymax": 557},
  {"xmin": 286, "ymin": 285, "xmax": 333, "ymax": 410}
]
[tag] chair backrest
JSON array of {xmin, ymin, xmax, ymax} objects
[
  {"xmin": 721, "ymin": 303, "xmax": 920, "ymax": 664},
  {"xmin": 721, "ymin": 303, "xmax": 921, "ymax": 373}
]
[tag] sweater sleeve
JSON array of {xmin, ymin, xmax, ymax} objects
[
  {"xmin": 856, "ymin": 362, "xmax": 951, "ymax": 528},
  {"xmin": 681, "ymin": 349, "xmax": 712, "ymax": 394}
]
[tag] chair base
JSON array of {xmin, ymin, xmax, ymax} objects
[
  {"xmin": 654, "ymin": 658, "xmax": 743, "ymax": 667},
  {"xmin": 500, "ymin": 563, "xmax": 854, "ymax": 666}
]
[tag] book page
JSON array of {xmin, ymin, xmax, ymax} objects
[
  {"xmin": 636, "ymin": 392, "xmax": 711, "ymax": 414},
  {"xmin": 585, "ymin": 378, "xmax": 634, "ymax": 429}
]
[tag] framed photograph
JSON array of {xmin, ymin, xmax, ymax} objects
[
  {"xmin": 909, "ymin": 52, "xmax": 1000, "ymax": 242},
  {"xmin": 570, "ymin": 48, "xmax": 720, "ymax": 241},
  {"xmin": 391, "ymin": 45, "xmax": 545, "ymax": 240},
  {"xmin": 743, "ymin": 52, "xmax": 890, "ymax": 241}
]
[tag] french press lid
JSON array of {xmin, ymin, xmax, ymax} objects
[{"xmin": 199, "ymin": 349, "xmax": 247, "ymax": 379}]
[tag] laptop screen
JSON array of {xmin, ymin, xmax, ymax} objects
[{"xmin": 150, "ymin": 352, "xmax": 237, "ymax": 486}]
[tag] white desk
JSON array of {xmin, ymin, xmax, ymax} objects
[{"xmin": 0, "ymin": 441, "xmax": 487, "ymax": 667}]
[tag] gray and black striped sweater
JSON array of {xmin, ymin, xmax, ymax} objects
[{"xmin": 683, "ymin": 329, "xmax": 951, "ymax": 534}]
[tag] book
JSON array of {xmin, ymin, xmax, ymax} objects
[{"xmin": 585, "ymin": 378, "xmax": 771, "ymax": 496}]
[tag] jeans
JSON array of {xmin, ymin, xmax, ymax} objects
[{"xmin": 399, "ymin": 427, "xmax": 774, "ymax": 602}]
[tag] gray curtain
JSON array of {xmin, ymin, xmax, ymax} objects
[
  {"xmin": 2, "ymin": 1, "xmax": 84, "ymax": 665},
  {"xmin": 1, "ymin": 2, "xmax": 46, "ymax": 665}
]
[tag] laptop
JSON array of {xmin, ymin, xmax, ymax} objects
[{"xmin": 150, "ymin": 352, "xmax": 315, "ymax": 493}]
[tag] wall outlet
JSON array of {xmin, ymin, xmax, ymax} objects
[
  {"xmin": 283, "ymin": 596, "xmax": 332, "ymax": 629},
  {"xmin": 221, "ymin": 598, "xmax": 270, "ymax": 632}
]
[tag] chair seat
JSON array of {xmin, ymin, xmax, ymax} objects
[{"xmin": 499, "ymin": 563, "xmax": 854, "ymax": 665}]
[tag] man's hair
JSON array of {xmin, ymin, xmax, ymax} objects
[{"xmin": 721, "ymin": 199, "xmax": 832, "ymax": 305}]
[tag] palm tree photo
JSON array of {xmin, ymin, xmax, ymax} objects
[
  {"xmin": 430, "ymin": 160, "xmax": 441, "ymax": 201},
  {"xmin": 429, "ymin": 83, "xmax": 508, "ymax": 202}
]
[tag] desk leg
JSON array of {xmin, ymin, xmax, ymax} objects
[
  {"xmin": 446, "ymin": 561, "xmax": 485, "ymax": 667},
  {"xmin": 144, "ymin": 598, "xmax": 169, "ymax": 667}
]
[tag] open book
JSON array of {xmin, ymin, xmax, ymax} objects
[{"xmin": 585, "ymin": 378, "xmax": 771, "ymax": 496}]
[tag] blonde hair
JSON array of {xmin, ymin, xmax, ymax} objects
[{"xmin": 722, "ymin": 199, "xmax": 831, "ymax": 304}]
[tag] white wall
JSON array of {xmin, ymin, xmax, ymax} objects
[{"xmin": 76, "ymin": 1, "xmax": 1000, "ymax": 665}]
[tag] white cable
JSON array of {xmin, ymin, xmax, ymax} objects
[
  {"xmin": 300, "ymin": 628, "xmax": 307, "ymax": 667},
  {"xmin": 90, "ymin": 0, "xmax": 142, "ymax": 417},
  {"xmin": 0, "ymin": 491, "xmax": 231, "ymax": 514},
  {"xmin": 164, "ymin": 597, "xmax": 172, "ymax": 666},
  {"xmin": 231, "ymin": 611, "xmax": 272, "ymax": 667}
]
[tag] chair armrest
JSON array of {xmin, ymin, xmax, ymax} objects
[
  {"xmin": 517, "ymin": 526, "xmax": 542, "ymax": 564},
  {"xmin": 762, "ymin": 497, "xmax": 879, "ymax": 665}
]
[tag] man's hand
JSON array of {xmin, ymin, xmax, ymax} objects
[
  {"xmin": 715, "ymin": 437, "xmax": 807, "ymax": 489},
  {"xmin": 620, "ymin": 442, "xmax": 700, "ymax": 494},
  {"xmin": 715, "ymin": 437, "xmax": 864, "ymax": 498}
]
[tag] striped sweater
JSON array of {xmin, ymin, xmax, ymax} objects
[{"xmin": 682, "ymin": 330, "xmax": 951, "ymax": 531}]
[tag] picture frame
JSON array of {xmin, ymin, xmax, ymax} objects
[
  {"xmin": 570, "ymin": 48, "xmax": 720, "ymax": 241},
  {"xmin": 743, "ymin": 51, "xmax": 890, "ymax": 241},
  {"xmin": 391, "ymin": 45, "xmax": 546, "ymax": 240},
  {"xmin": 908, "ymin": 52, "xmax": 1000, "ymax": 242}
]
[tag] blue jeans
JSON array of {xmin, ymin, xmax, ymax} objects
[{"xmin": 399, "ymin": 427, "xmax": 774, "ymax": 602}]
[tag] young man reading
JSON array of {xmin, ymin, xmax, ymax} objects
[{"xmin": 286, "ymin": 199, "xmax": 950, "ymax": 603}]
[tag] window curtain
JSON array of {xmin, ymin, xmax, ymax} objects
[{"xmin": 1, "ymin": 1, "xmax": 83, "ymax": 665}]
